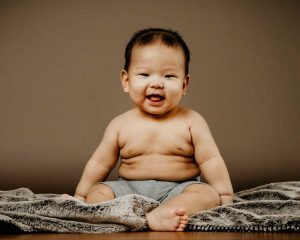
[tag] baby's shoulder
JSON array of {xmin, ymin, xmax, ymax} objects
[
  {"xmin": 107, "ymin": 109, "xmax": 137, "ymax": 127},
  {"xmin": 179, "ymin": 107, "xmax": 206, "ymax": 123}
]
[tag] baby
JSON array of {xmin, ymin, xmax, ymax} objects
[{"xmin": 67, "ymin": 28, "xmax": 233, "ymax": 232}]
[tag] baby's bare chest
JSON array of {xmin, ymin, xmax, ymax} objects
[{"xmin": 118, "ymin": 121, "xmax": 194, "ymax": 158}]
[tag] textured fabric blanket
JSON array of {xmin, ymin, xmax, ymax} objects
[{"xmin": 0, "ymin": 181, "xmax": 299, "ymax": 233}]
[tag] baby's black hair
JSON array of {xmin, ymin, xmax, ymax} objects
[{"xmin": 124, "ymin": 28, "xmax": 190, "ymax": 75}]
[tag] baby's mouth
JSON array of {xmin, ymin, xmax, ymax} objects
[{"xmin": 146, "ymin": 94, "xmax": 165, "ymax": 102}]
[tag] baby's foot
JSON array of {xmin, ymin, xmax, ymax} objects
[{"xmin": 146, "ymin": 208, "xmax": 188, "ymax": 231}]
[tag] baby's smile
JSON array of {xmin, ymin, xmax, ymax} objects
[
  {"xmin": 146, "ymin": 93, "xmax": 165, "ymax": 101},
  {"xmin": 146, "ymin": 94, "xmax": 165, "ymax": 106}
]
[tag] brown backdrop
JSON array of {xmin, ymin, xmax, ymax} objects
[{"xmin": 0, "ymin": 0, "xmax": 299, "ymax": 194}]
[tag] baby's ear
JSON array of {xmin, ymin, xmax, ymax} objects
[
  {"xmin": 120, "ymin": 70, "xmax": 129, "ymax": 93},
  {"xmin": 182, "ymin": 74, "xmax": 190, "ymax": 93}
]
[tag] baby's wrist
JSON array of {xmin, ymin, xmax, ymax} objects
[{"xmin": 219, "ymin": 194, "xmax": 233, "ymax": 205}]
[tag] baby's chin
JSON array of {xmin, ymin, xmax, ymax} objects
[{"xmin": 139, "ymin": 106, "xmax": 179, "ymax": 118}]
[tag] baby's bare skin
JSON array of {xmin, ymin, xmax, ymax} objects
[
  {"xmin": 118, "ymin": 107, "xmax": 200, "ymax": 181},
  {"xmin": 89, "ymin": 106, "xmax": 232, "ymax": 201},
  {"xmin": 67, "ymin": 39, "xmax": 234, "ymax": 232},
  {"xmin": 71, "ymin": 106, "xmax": 232, "ymax": 230}
]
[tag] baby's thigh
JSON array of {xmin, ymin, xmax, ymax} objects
[{"xmin": 86, "ymin": 183, "xmax": 115, "ymax": 202}]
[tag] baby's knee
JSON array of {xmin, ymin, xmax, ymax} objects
[
  {"xmin": 185, "ymin": 184, "xmax": 221, "ymax": 207},
  {"xmin": 85, "ymin": 183, "xmax": 115, "ymax": 204},
  {"xmin": 205, "ymin": 185, "xmax": 221, "ymax": 207}
]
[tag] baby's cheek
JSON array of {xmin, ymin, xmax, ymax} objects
[
  {"xmin": 168, "ymin": 86, "xmax": 184, "ymax": 97},
  {"xmin": 167, "ymin": 82, "xmax": 184, "ymax": 91},
  {"xmin": 132, "ymin": 82, "xmax": 147, "ymax": 93}
]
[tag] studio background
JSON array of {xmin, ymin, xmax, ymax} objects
[{"xmin": 0, "ymin": 0, "xmax": 299, "ymax": 194}]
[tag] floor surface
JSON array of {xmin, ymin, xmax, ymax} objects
[{"xmin": 0, "ymin": 232, "xmax": 299, "ymax": 240}]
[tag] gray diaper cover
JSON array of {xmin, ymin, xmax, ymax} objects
[{"xmin": 100, "ymin": 177, "xmax": 202, "ymax": 203}]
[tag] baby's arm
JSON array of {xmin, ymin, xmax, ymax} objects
[
  {"xmin": 190, "ymin": 114, "xmax": 233, "ymax": 205},
  {"xmin": 74, "ymin": 119, "xmax": 119, "ymax": 202}
]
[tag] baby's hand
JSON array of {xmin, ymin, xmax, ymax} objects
[
  {"xmin": 61, "ymin": 194, "xmax": 85, "ymax": 203},
  {"xmin": 74, "ymin": 194, "xmax": 86, "ymax": 202}
]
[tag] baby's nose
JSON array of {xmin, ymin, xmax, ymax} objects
[{"xmin": 149, "ymin": 77, "xmax": 164, "ymax": 89}]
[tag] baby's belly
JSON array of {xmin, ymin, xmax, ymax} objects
[{"xmin": 118, "ymin": 154, "xmax": 200, "ymax": 181}]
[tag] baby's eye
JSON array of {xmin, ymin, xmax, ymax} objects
[
  {"xmin": 165, "ymin": 75, "xmax": 176, "ymax": 78},
  {"xmin": 139, "ymin": 73, "xmax": 149, "ymax": 77}
]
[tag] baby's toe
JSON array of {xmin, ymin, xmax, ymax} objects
[
  {"xmin": 175, "ymin": 209, "xmax": 186, "ymax": 216},
  {"xmin": 176, "ymin": 224, "xmax": 186, "ymax": 232},
  {"xmin": 180, "ymin": 219, "xmax": 188, "ymax": 225},
  {"xmin": 181, "ymin": 214, "xmax": 188, "ymax": 219}
]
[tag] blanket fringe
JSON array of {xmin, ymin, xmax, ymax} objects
[{"xmin": 186, "ymin": 223, "xmax": 300, "ymax": 232}]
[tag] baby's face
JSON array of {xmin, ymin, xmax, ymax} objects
[{"xmin": 121, "ymin": 41, "xmax": 190, "ymax": 117}]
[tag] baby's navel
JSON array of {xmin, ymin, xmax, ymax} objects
[{"xmin": 176, "ymin": 146, "xmax": 184, "ymax": 152}]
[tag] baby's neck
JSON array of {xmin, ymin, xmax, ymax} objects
[{"xmin": 136, "ymin": 106, "xmax": 181, "ymax": 120}]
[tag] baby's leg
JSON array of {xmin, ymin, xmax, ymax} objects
[
  {"xmin": 62, "ymin": 184, "xmax": 114, "ymax": 203},
  {"xmin": 146, "ymin": 183, "xmax": 220, "ymax": 231},
  {"xmin": 85, "ymin": 183, "xmax": 115, "ymax": 204}
]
